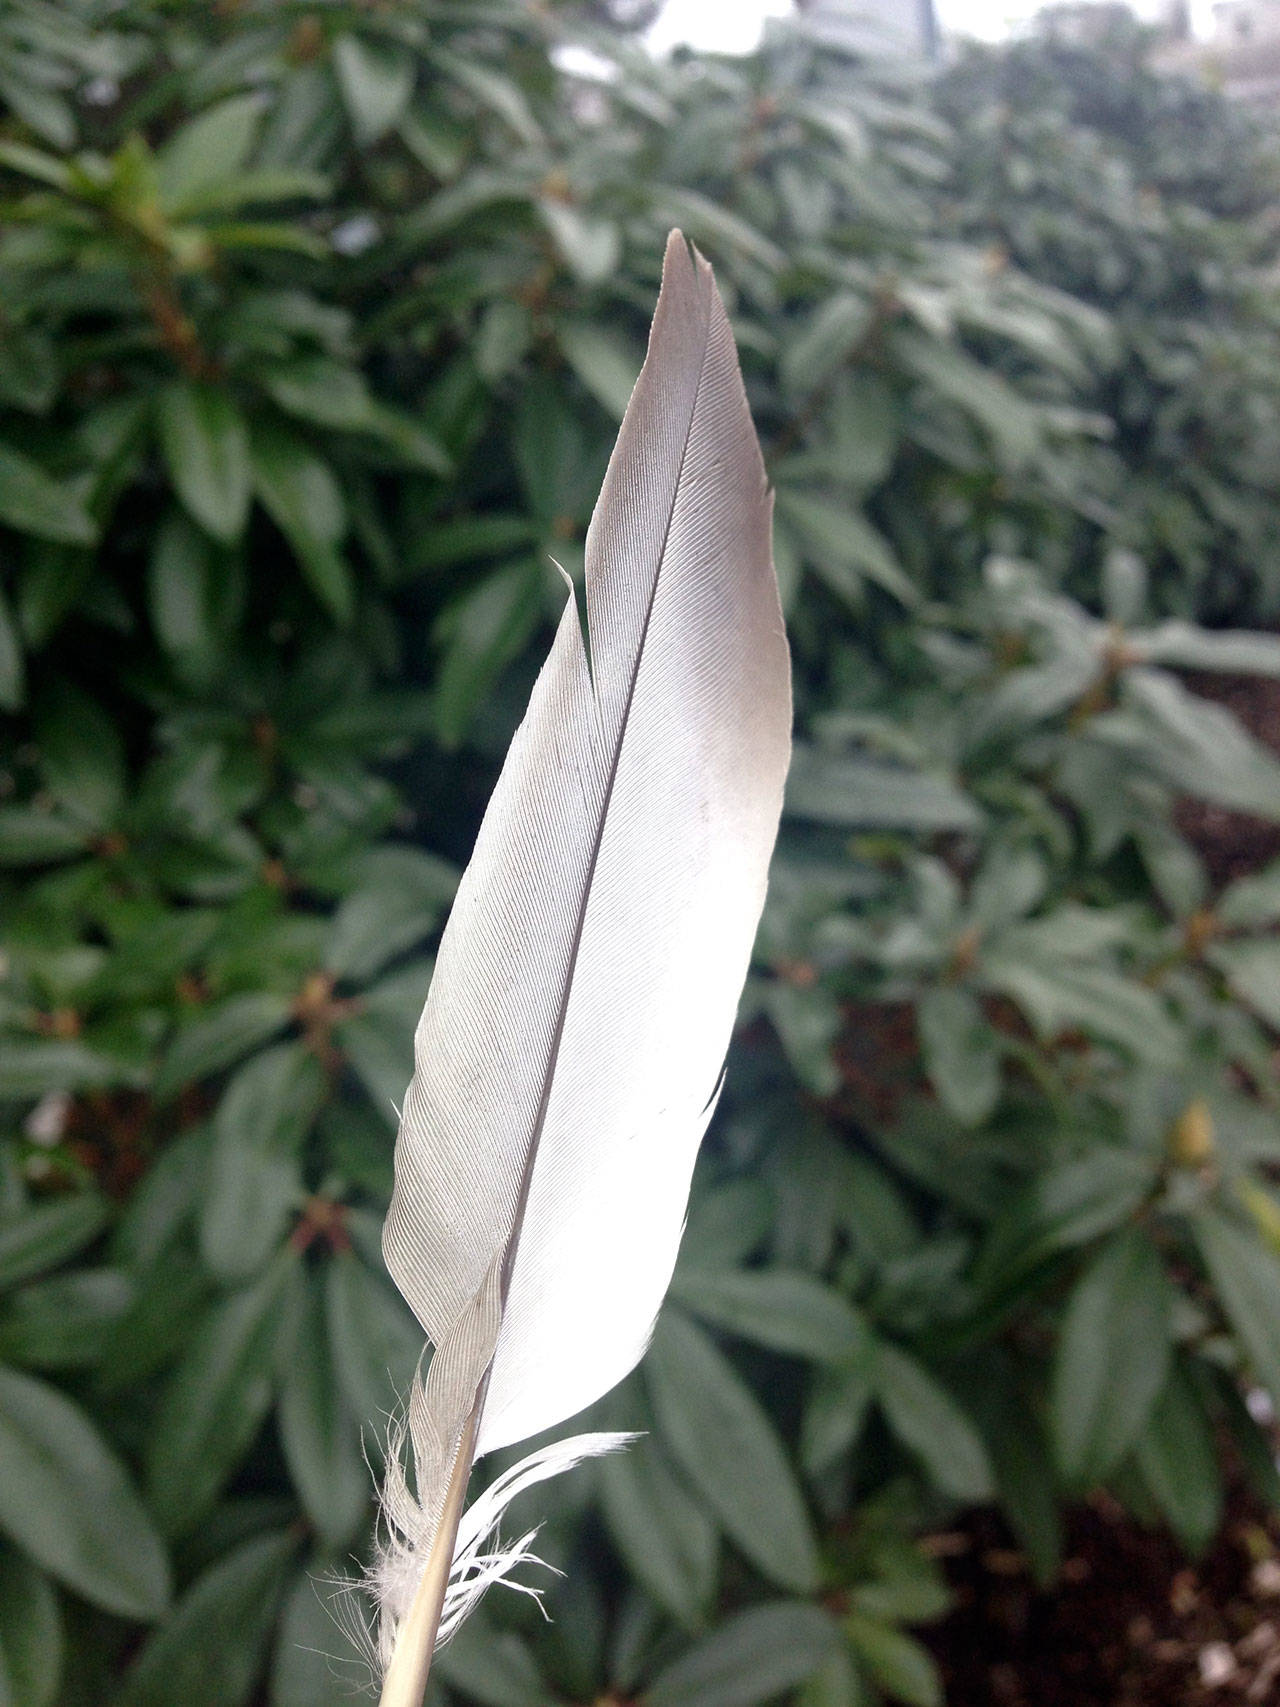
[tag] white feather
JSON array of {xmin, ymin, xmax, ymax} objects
[{"xmin": 373, "ymin": 229, "xmax": 792, "ymax": 1696}]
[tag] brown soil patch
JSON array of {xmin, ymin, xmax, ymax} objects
[
  {"xmin": 1175, "ymin": 671, "xmax": 1280, "ymax": 889},
  {"xmin": 927, "ymin": 1498, "xmax": 1280, "ymax": 1706}
]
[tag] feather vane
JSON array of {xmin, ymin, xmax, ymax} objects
[{"xmin": 373, "ymin": 229, "xmax": 792, "ymax": 1705}]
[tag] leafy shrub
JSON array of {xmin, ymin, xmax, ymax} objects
[
  {"xmin": 3, "ymin": 5, "xmax": 1280, "ymax": 1705},
  {"xmin": 938, "ymin": 17, "xmax": 1280, "ymax": 620}
]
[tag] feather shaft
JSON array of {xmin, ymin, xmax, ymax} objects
[{"xmin": 377, "ymin": 1398, "xmax": 479, "ymax": 1707}]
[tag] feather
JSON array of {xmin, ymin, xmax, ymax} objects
[{"xmin": 372, "ymin": 228, "xmax": 792, "ymax": 1707}]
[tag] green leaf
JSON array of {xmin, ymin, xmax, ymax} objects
[
  {"xmin": 774, "ymin": 489, "xmax": 917, "ymax": 607},
  {"xmin": 0, "ymin": 806, "xmax": 88, "ymax": 866},
  {"xmin": 796, "ymin": 1646, "xmax": 868, "ymax": 1707},
  {"xmin": 1218, "ymin": 1372, "xmax": 1280, "ymax": 1508},
  {"xmin": 1193, "ymin": 1205, "xmax": 1280, "ymax": 1409},
  {"xmin": 1135, "ymin": 621, "xmax": 1280, "ymax": 678},
  {"xmin": 1050, "ymin": 1228, "xmax": 1172, "ymax": 1486},
  {"xmin": 0, "ymin": 77, "xmax": 73, "ymax": 149},
  {"xmin": 397, "ymin": 105, "xmax": 466, "ymax": 178},
  {"xmin": 200, "ymin": 1043, "xmax": 322, "ymax": 1281},
  {"xmin": 177, "ymin": 170, "xmax": 329, "ymax": 217},
  {"xmin": 116, "ymin": 1530, "xmax": 294, "ymax": 1707},
  {"xmin": 367, "ymin": 401, "xmax": 454, "ymax": 470},
  {"xmin": 895, "ymin": 328, "xmax": 1041, "ymax": 470},
  {"xmin": 34, "ymin": 681, "xmax": 124, "ymax": 830},
  {"xmin": 0, "ymin": 335, "xmax": 56, "ymax": 423},
  {"xmin": 0, "ymin": 1269, "xmax": 132, "ymax": 1369},
  {"xmin": 433, "ymin": 560, "xmax": 542, "ymax": 747},
  {"xmin": 679, "ymin": 1181, "xmax": 773, "ymax": 1271},
  {"xmin": 0, "ymin": 1194, "xmax": 109, "ymax": 1290},
  {"xmin": 272, "ymin": 1564, "xmax": 365, "ymax": 1706},
  {"xmin": 645, "ymin": 1309, "xmax": 820, "ymax": 1593},
  {"xmin": 473, "ymin": 299, "xmax": 532, "ymax": 385},
  {"xmin": 111, "ymin": 1124, "xmax": 211, "ymax": 1268},
  {"xmin": 968, "ymin": 649, "xmax": 1099, "ymax": 748},
  {"xmin": 874, "ymin": 1345, "xmax": 993, "ymax": 1501},
  {"xmin": 276, "ymin": 1270, "xmax": 368, "ymax": 1548},
  {"xmin": 413, "ymin": 514, "xmax": 536, "ymax": 573},
  {"xmin": 0, "ymin": 1039, "xmax": 120, "ymax": 1099},
  {"xmin": 647, "ymin": 1604, "xmax": 840, "ymax": 1707},
  {"xmin": 1102, "ymin": 549, "xmax": 1147, "ymax": 627},
  {"xmin": 1107, "ymin": 670, "xmax": 1280, "ymax": 821},
  {"xmin": 670, "ymin": 1268, "xmax": 870, "ymax": 1363},
  {"xmin": 0, "ymin": 446, "xmax": 95, "ymax": 545},
  {"xmin": 147, "ymin": 1257, "xmax": 293, "ymax": 1536},
  {"xmin": 1134, "ymin": 1360, "xmax": 1222, "ymax": 1556},
  {"xmin": 974, "ymin": 1147, "xmax": 1151, "ymax": 1304},
  {"xmin": 325, "ymin": 847, "xmax": 455, "ymax": 982},
  {"xmin": 786, "ymin": 749, "xmax": 981, "ymax": 832},
  {"xmin": 325, "ymin": 1251, "xmax": 422, "ymax": 1429},
  {"xmin": 511, "ymin": 378, "xmax": 599, "ymax": 522},
  {"xmin": 156, "ymin": 991, "xmax": 293, "ymax": 1099},
  {"xmin": 434, "ymin": 1614, "xmax": 554, "ymax": 1707},
  {"xmin": 655, "ymin": 189, "xmax": 786, "ymax": 272},
  {"xmin": 599, "ymin": 1433, "xmax": 718, "ymax": 1625},
  {"xmin": 147, "ymin": 510, "xmax": 224, "ymax": 680},
  {"xmin": 538, "ymin": 201, "xmax": 621, "ymax": 285},
  {"xmin": 971, "ymin": 845, "xmax": 1047, "ymax": 930},
  {"xmin": 817, "ymin": 374, "xmax": 899, "ymax": 494},
  {"xmin": 917, "ymin": 987, "xmax": 1000, "ymax": 1126},
  {"xmin": 996, "ymin": 905, "xmax": 1139, "ymax": 964},
  {"xmin": 781, "ymin": 294, "xmax": 873, "ymax": 397},
  {"xmin": 99, "ymin": 1248, "xmax": 210, "ymax": 1394},
  {"xmin": 250, "ymin": 424, "xmax": 353, "ymax": 623},
  {"xmin": 993, "ymin": 1421, "xmax": 1064, "ymax": 1588},
  {"xmin": 558, "ymin": 323, "xmax": 642, "ymax": 420},
  {"xmin": 334, "ymin": 1006, "xmax": 413, "ymax": 1121},
  {"xmin": 157, "ymin": 94, "xmax": 263, "ymax": 212},
  {"xmin": 1206, "ymin": 940, "xmax": 1280, "ymax": 1030},
  {"xmin": 156, "ymin": 383, "xmax": 251, "ymax": 544},
  {"xmin": 0, "ymin": 1548, "xmax": 61, "ymax": 1707},
  {"xmin": 978, "ymin": 953, "xmax": 1181, "ymax": 1065},
  {"xmin": 204, "ymin": 217, "xmax": 327, "ymax": 254},
  {"xmin": 260, "ymin": 356, "xmax": 378, "ymax": 432},
  {"xmin": 0, "ymin": 582, "xmax": 24, "ymax": 711},
  {"xmin": 0, "ymin": 142, "xmax": 70, "ymax": 190},
  {"xmin": 849, "ymin": 1549, "xmax": 952, "ymax": 1626},
  {"xmin": 802, "ymin": 1356, "xmax": 876, "ymax": 1478},
  {"xmin": 962, "ymin": 1369, "xmax": 1063, "ymax": 1587},
  {"xmin": 334, "ymin": 34, "xmax": 414, "ymax": 145},
  {"xmin": 1218, "ymin": 860, "xmax": 1280, "ymax": 930},
  {"xmin": 0, "ymin": 1367, "xmax": 170, "ymax": 1619},
  {"xmin": 1135, "ymin": 821, "xmax": 1206, "ymax": 919},
  {"xmin": 844, "ymin": 1613, "xmax": 942, "ymax": 1707},
  {"xmin": 762, "ymin": 983, "xmax": 841, "ymax": 1096},
  {"xmin": 427, "ymin": 48, "xmax": 542, "ymax": 145}
]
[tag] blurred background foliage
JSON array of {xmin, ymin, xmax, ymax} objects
[{"xmin": 3, "ymin": 2, "xmax": 1280, "ymax": 1703}]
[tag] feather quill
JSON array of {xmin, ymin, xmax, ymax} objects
[{"xmin": 373, "ymin": 229, "xmax": 792, "ymax": 1707}]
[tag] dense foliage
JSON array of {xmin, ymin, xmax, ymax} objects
[
  {"xmin": 939, "ymin": 16, "xmax": 1280, "ymax": 620},
  {"xmin": 3, "ymin": 4, "xmax": 1280, "ymax": 1704}
]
